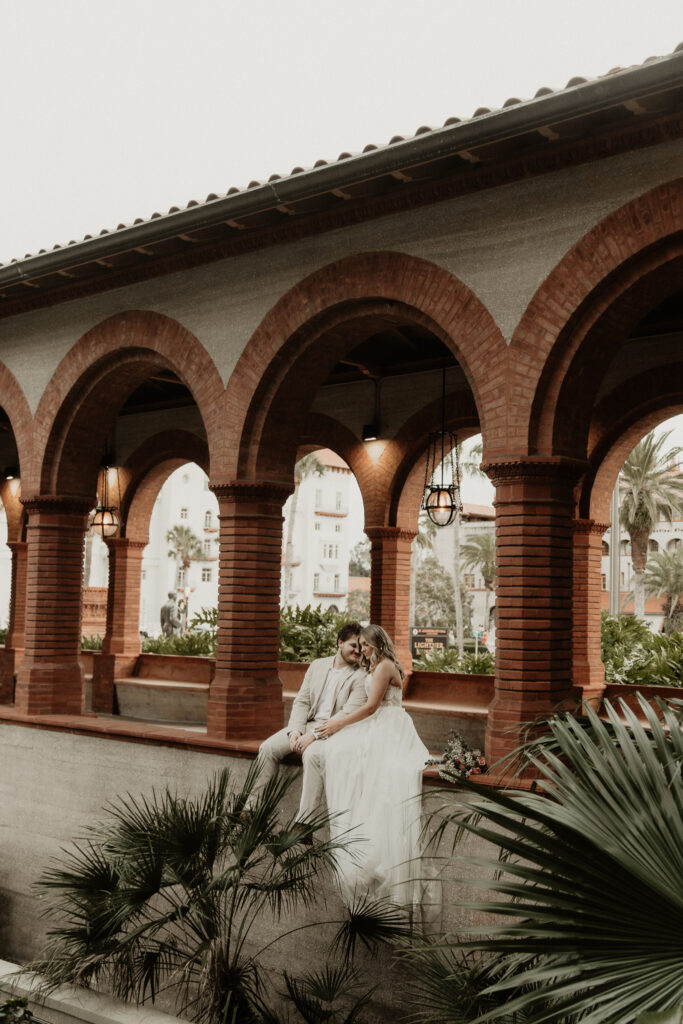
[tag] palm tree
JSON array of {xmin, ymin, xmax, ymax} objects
[
  {"xmin": 410, "ymin": 512, "xmax": 437, "ymax": 625},
  {"xmin": 461, "ymin": 531, "xmax": 496, "ymax": 626},
  {"xmin": 619, "ymin": 430, "xmax": 683, "ymax": 618},
  {"xmin": 452, "ymin": 440, "xmax": 485, "ymax": 655},
  {"xmin": 283, "ymin": 453, "xmax": 325, "ymax": 601},
  {"xmin": 33, "ymin": 767, "xmax": 404, "ymax": 1024},
  {"xmin": 166, "ymin": 523, "xmax": 203, "ymax": 582},
  {"xmin": 410, "ymin": 696, "xmax": 683, "ymax": 1024},
  {"xmin": 645, "ymin": 546, "xmax": 683, "ymax": 634}
]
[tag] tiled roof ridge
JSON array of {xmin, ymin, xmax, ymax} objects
[{"xmin": 3, "ymin": 44, "xmax": 682, "ymax": 267}]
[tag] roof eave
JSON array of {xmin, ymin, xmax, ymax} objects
[{"xmin": 2, "ymin": 49, "xmax": 682, "ymax": 288}]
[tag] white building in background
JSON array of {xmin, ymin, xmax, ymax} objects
[
  {"xmin": 600, "ymin": 516, "xmax": 683, "ymax": 631},
  {"xmin": 0, "ymin": 507, "xmax": 10, "ymax": 628},
  {"xmin": 430, "ymin": 503, "xmax": 496, "ymax": 636},
  {"xmin": 80, "ymin": 463, "xmax": 220, "ymax": 636},
  {"xmin": 138, "ymin": 463, "xmax": 220, "ymax": 634},
  {"xmin": 73, "ymin": 451, "xmax": 364, "ymax": 637},
  {"xmin": 281, "ymin": 449, "xmax": 362, "ymax": 612}
]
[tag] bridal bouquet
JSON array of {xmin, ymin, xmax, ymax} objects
[{"xmin": 427, "ymin": 729, "xmax": 487, "ymax": 781}]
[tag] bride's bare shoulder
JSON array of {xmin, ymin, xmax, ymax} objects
[{"xmin": 374, "ymin": 657, "xmax": 401, "ymax": 688}]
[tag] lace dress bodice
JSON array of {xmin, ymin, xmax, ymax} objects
[{"xmin": 364, "ymin": 671, "xmax": 403, "ymax": 707}]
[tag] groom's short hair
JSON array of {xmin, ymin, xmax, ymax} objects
[{"xmin": 337, "ymin": 621, "xmax": 361, "ymax": 643}]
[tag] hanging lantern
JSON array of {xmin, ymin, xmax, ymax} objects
[
  {"xmin": 421, "ymin": 366, "xmax": 463, "ymax": 527},
  {"xmin": 91, "ymin": 462, "xmax": 121, "ymax": 539}
]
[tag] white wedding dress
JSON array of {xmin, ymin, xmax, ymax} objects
[{"xmin": 323, "ymin": 673, "xmax": 433, "ymax": 912}]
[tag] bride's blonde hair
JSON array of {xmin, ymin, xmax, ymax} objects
[{"xmin": 359, "ymin": 624, "xmax": 404, "ymax": 682}]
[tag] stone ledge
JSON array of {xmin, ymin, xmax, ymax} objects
[
  {"xmin": 0, "ymin": 960, "xmax": 180, "ymax": 1024},
  {"xmin": 0, "ymin": 708, "xmax": 259, "ymax": 758}
]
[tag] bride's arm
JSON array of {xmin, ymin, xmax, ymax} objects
[{"xmin": 316, "ymin": 661, "xmax": 394, "ymax": 738}]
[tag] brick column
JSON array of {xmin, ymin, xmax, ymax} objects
[
  {"xmin": 483, "ymin": 458, "xmax": 582, "ymax": 765},
  {"xmin": 573, "ymin": 519, "xmax": 609, "ymax": 710},
  {"xmin": 102, "ymin": 537, "xmax": 145, "ymax": 657},
  {"xmin": 89, "ymin": 537, "xmax": 147, "ymax": 713},
  {"xmin": 207, "ymin": 481, "xmax": 292, "ymax": 740},
  {"xmin": 6, "ymin": 540, "xmax": 28, "ymax": 651},
  {"xmin": 0, "ymin": 540, "xmax": 29, "ymax": 703},
  {"xmin": 14, "ymin": 495, "xmax": 91, "ymax": 715},
  {"xmin": 366, "ymin": 526, "xmax": 416, "ymax": 674}
]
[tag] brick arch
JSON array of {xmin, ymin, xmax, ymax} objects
[
  {"xmin": 510, "ymin": 178, "xmax": 683, "ymax": 458},
  {"xmin": 29, "ymin": 311, "xmax": 224, "ymax": 496},
  {"xmin": 301, "ymin": 392, "xmax": 480, "ymax": 530},
  {"xmin": 392, "ymin": 391, "xmax": 480, "ymax": 529},
  {"xmin": 224, "ymin": 252, "xmax": 505, "ymax": 481},
  {"xmin": 579, "ymin": 364, "xmax": 683, "ymax": 522},
  {"xmin": 0, "ymin": 361, "xmax": 34, "ymax": 485},
  {"xmin": 122, "ymin": 430, "xmax": 210, "ymax": 540}
]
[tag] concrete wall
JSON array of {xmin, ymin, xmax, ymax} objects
[{"xmin": 0, "ymin": 721, "xmax": 494, "ymax": 1022}]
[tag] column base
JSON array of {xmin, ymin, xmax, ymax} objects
[
  {"xmin": 14, "ymin": 661, "xmax": 84, "ymax": 715},
  {"xmin": 207, "ymin": 669, "xmax": 285, "ymax": 740},
  {"xmin": 0, "ymin": 647, "xmax": 16, "ymax": 704},
  {"xmin": 577, "ymin": 682, "xmax": 607, "ymax": 713},
  {"xmin": 90, "ymin": 652, "xmax": 139, "ymax": 714},
  {"xmin": 485, "ymin": 686, "xmax": 580, "ymax": 765}
]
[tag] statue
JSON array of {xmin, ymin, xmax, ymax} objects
[{"xmin": 160, "ymin": 592, "xmax": 181, "ymax": 637}]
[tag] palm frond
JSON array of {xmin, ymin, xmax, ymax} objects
[
  {"xmin": 429, "ymin": 696, "xmax": 683, "ymax": 1024},
  {"xmin": 282, "ymin": 964, "xmax": 375, "ymax": 1024},
  {"xmin": 330, "ymin": 894, "xmax": 414, "ymax": 962}
]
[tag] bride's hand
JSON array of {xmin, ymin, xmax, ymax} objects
[{"xmin": 317, "ymin": 719, "xmax": 339, "ymax": 738}]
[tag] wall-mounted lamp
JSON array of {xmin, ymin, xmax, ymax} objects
[
  {"xmin": 421, "ymin": 366, "xmax": 463, "ymax": 527},
  {"xmin": 3, "ymin": 464, "xmax": 21, "ymax": 497}
]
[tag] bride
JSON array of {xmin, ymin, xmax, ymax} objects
[{"xmin": 316, "ymin": 624, "xmax": 431, "ymax": 911}]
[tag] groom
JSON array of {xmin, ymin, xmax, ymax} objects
[{"xmin": 252, "ymin": 621, "xmax": 367, "ymax": 818}]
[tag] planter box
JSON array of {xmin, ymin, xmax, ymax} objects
[{"xmin": 603, "ymin": 682, "xmax": 681, "ymax": 719}]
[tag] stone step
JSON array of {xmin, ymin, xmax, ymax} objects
[{"xmin": 115, "ymin": 677, "xmax": 209, "ymax": 725}]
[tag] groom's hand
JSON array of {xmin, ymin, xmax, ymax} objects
[
  {"xmin": 289, "ymin": 731, "xmax": 302, "ymax": 752},
  {"xmin": 294, "ymin": 733, "xmax": 316, "ymax": 756}
]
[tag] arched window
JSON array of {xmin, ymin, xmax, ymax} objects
[
  {"xmin": 204, "ymin": 510, "xmax": 213, "ymax": 528},
  {"xmin": 602, "ymin": 541, "xmax": 609, "ymax": 555},
  {"xmin": 649, "ymin": 539, "xmax": 659, "ymax": 553},
  {"xmin": 667, "ymin": 538, "xmax": 681, "ymax": 552}
]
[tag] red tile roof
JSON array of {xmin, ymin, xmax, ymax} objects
[{"xmin": 2, "ymin": 45, "xmax": 681, "ymax": 268}]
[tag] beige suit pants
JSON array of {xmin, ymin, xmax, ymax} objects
[{"xmin": 253, "ymin": 725, "xmax": 326, "ymax": 821}]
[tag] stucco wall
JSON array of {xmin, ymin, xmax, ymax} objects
[
  {"xmin": 0, "ymin": 722, "xmax": 493, "ymax": 1021},
  {"xmin": 1, "ymin": 136, "xmax": 682, "ymax": 415}
]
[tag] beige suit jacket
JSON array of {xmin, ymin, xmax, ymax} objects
[{"xmin": 287, "ymin": 655, "xmax": 368, "ymax": 736}]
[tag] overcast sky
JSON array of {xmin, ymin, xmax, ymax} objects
[
  {"xmin": 2, "ymin": 0, "xmax": 682, "ymax": 264},
  {"xmin": 2, "ymin": 0, "xmax": 682, "ymax": 507}
]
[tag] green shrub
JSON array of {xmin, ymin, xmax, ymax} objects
[
  {"xmin": 0, "ymin": 627, "xmax": 8, "ymax": 646},
  {"xmin": 413, "ymin": 646, "xmax": 495, "ymax": 674},
  {"xmin": 601, "ymin": 612, "xmax": 683, "ymax": 687},
  {"xmin": 80, "ymin": 634, "xmax": 103, "ymax": 650},
  {"xmin": 142, "ymin": 631, "xmax": 215, "ymax": 657},
  {"xmin": 413, "ymin": 647, "xmax": 461, "ymax": 672},
  {"xmin": 189, "ymin": 605, "xmax": 218, "ymax": 643},
  {"xmin": 279, "ymin": 604, "xmax": 348, "ymax": 662},
  {"xmin": 459, "ymin": 650, "xmax": 495, "ymax": 675}
]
